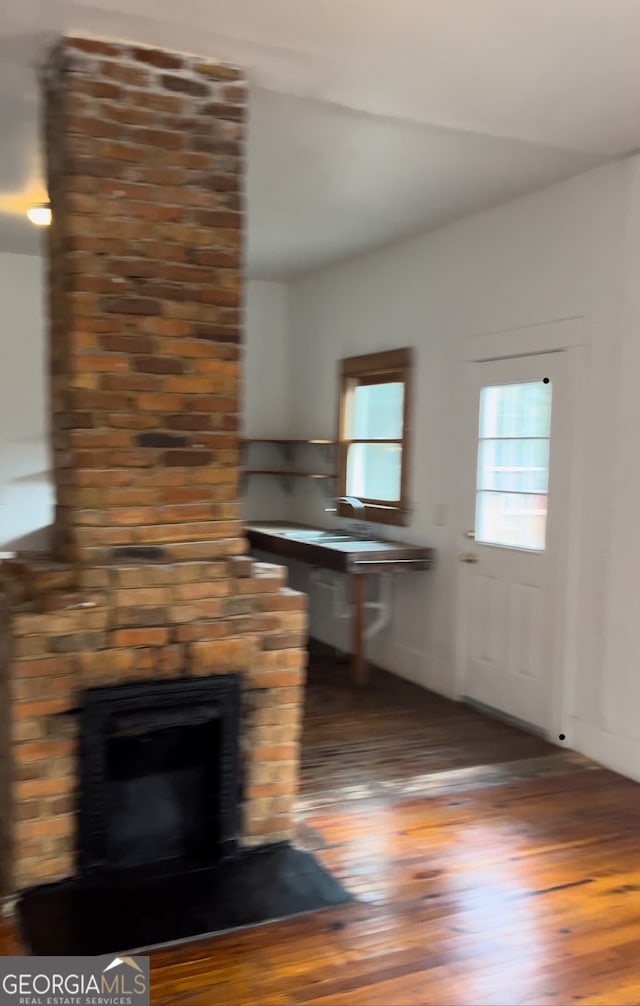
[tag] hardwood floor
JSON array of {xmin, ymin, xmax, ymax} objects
[{"xmin": 4, "ymin": 651, "xmax": 640, "ymax": 1004}]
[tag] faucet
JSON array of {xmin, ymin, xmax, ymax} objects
[
  {"xmin": 335, "ymin": 496, "xmax": 370, "ymax": 539},
  {"xmin": 336, "ymin": 496, "xmax": 365, "ymax": 519}
]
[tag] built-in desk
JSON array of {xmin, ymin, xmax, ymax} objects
[{"xmin": 245, "ymin": 521, "xmax": 435, "ymax": 685}]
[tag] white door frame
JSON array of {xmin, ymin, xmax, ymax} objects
[{"xmin": 453, "ymin": 318, "xmax": 589, "ymax": 746}]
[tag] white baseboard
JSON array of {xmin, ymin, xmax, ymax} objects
[
  {"xmin": 573, "ymin": 718, "xmax": 640, "ymax": 784},
  {"xmin": 308, "ymin": 628, "xmax": 456, "ymax": 701},
  {"xmin": 377, "ymin": 639, "xmax": 456, "ymax": 699}
]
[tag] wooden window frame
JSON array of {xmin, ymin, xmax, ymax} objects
[{"xmin": 337, "ymin": 347, "xmax": 413, "ymax": 527}]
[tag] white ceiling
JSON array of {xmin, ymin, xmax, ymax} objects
[{"xmin": 2, "ymin": 0, "xmax": 640, "ymax": 278}]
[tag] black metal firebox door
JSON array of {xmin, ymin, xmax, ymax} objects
[{"xmin": 78, "ymin": 673, "xmax": 241, "ymax": 876}]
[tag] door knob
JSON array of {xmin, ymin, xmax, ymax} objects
[{"xmin": 459, "ymin": 552, "xmax": 479, "ymax": 563}]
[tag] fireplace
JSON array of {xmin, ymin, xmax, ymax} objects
[
  {"xmin": 17, "ymin": 668, "xmax": 354, "ymax": 956},
  {"xmin": 79, "ymin": 675, "xmax": 240, "ymax": 875},
  {"xmin": 0, "ymin": 34, "xmax": 309, "ymax": 900},
  {"xmin": 0, "ymin": 35, "xmax": 355, "ymax": 953}
]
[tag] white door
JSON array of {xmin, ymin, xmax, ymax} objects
[{"xmin": 457, "ymin": 352, "xmax": 569, "ymax": 734}]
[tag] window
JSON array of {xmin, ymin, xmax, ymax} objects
[
  {"xmin": 475, "ymin": 380, "xmax": 552, "ymax": 551},
  {"xmin": 337, "ymin": 348, "xmax": 413, "ymax": 526}
]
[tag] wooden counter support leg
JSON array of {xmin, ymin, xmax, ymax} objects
[{"xmin": 351, "ymin": 573, "xmax": 366, "ymax": 686}]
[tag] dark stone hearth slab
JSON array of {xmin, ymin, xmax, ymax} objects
[{"xmin": 17, "ymin": 844, "xmax": 353, "ymax": 956}]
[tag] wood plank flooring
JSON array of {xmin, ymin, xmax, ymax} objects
[{"xmin": 3, "ymin": 651, "xmax": 640, "ymax": 1004}]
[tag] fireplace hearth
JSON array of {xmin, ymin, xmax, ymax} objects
[{"xmin": 17, "ymin": 842, "xmax": 354, "ymax": 956}]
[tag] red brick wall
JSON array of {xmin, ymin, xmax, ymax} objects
[{"xmin": 0, "ymin": 37, "xmax": 308, "ymax": 896}]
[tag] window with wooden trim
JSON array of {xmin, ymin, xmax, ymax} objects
[{"xmin": 337, "ymin": 348, "xmax": 413, "ymax": 526}]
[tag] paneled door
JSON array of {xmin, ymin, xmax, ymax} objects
[{"xmin": 457, "ymin": 352, "xmax": 569, "ymax": 733}]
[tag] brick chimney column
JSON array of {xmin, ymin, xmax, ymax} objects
[{"xmin": 45, "ymin": 37, "xmax": 246, "ymax": 565}]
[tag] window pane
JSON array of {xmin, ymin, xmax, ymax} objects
[
  {"xmin": 475, "ymin": 379, "xmax": 552, "ymax": 550},
  {"xmin": 347, "ymin": 443, "xmax": 402, "ymax": 501},
  {"xmin": 479, "ymin": 382, "xmax": 552, "ymax": 439},
  {"xmin": 476, "ymin": 491, "xmax": 548, "ymax": 550},
  {"xmin": 477, "ymin": 438, "xmax": 549, "ymax": 493},
  {"xmin": 351, "ymin": 382, "xmax": 404, "ymax": 439}
]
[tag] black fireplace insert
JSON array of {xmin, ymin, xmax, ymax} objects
[{"xmin": 78, "ymin": 673, "xmax": 241, "ymax": 875}]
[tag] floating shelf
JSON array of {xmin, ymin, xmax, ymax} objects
[
  {"xmin": 241, "ymin": 438, "xmax": 336, "ymax": 446},
  {"xmin": 242, "ymin": 439, "xmax": 337, "ymax": 496},
  {"xmin": 245, "ymin": 470, "xmax": 335, "ymax": 479}
]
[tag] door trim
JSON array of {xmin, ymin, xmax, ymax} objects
[{"xmin": 453, "ymin": 321, "xmax": 589, "ymax": 746}]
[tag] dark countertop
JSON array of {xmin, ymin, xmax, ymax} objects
[{"xmin": 245, "ymin": 521, "xmax": 435, "ymax": 574}]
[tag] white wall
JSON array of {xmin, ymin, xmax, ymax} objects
[
  {"xmin": 0, "ymin": 252, "xmax": 52, "ymax": 551},
  {"xmin": 243, "ymin": 281, "xmax": 291, "ymax": 437},
  {"xmin": 286, "ymin": 155, "xmax": 640, "ymax": 782},
  {"xmin": 242, "ymin": 280, "xmax": 294, "ymax": 522},
  {"xmin": 583, "ymin": 157, "xmax": 640, "ymax": 774}
]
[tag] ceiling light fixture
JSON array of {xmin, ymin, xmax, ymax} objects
[{"xmin": 26, "ymin": 204, "xmax": 52, "ymax": 227}]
